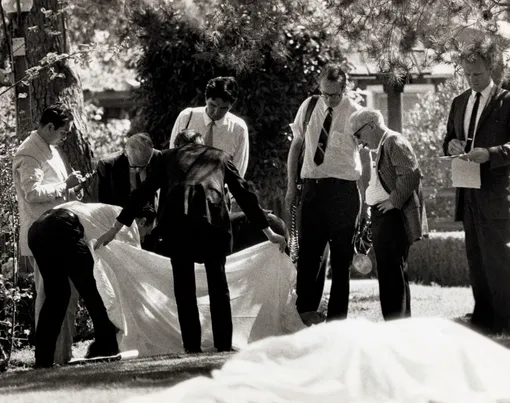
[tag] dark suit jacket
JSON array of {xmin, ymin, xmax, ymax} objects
[
  {"xmin": 96, "ymin": 150, "xmax": 162, "ymax": 209},
  {"xmin": 377, "ymin": 131, "xmax": 428, "ymax": 244},
  {"xmin": 443, "ymin": 86, "xmax": 510, "ymax": 221},
  {"xmin": 230, "ymin": 210, "xmax": 287, "ymax": 254},
  {"xmin": 116, "ymin": 144, "xmax": 269, "ymax": 259}
]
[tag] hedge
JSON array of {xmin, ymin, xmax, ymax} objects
[{"xmin": 353, "ymin": 231, "xmax": 469, "ymax": 287}]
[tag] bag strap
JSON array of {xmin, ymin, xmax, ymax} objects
[
  {"xmin": 296, "ymin": 95, "xmax": 319, "ymax": 182},
  {"xmin": 185, "ymin": 109, "xmax": 193, "ymax": 129}
]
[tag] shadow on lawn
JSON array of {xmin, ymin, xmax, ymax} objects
[
  {"xmin": 0, "ymin": 352, "xmax": 231, "ymax": 394},
  {"xmin": 453, "ymin": 316, "xmax": 510, "ymax": 349}
]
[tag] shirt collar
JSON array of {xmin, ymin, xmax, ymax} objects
[
  {"xmin": 203, "ymin": 110, "xmax": 227, "ymax": 126},
  {"xmin": 32, "ymin": 131, "xmax": 53, "ymax": 159},
  {"xmin": 472, "ymin": 80, "xmax": 494, "ymax": 99},
  {"xmin": 321, "ymin": 96, "xmax": 346, "ymax": 112}
]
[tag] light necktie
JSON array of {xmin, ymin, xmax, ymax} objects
[
  {"xmin": 314, "ymin": 107, "xmax": 333, "ymax": 165},
  {"xmin": 206, "ymin": 121, "xmax": 215, "ymax": 146},
  {"xmin": 465, "ymin": 92, "xmax": 481, "ymax": 153}
]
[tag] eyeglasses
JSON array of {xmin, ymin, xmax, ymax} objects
[
  {"xmin": 320, "ymin": 91, "xmax": 343, "ymax": 100},
  {"xmin": 127, "ymin": 153, "xmax": 152, "ymax": 170},
  {"xmin": 352, "ymin": 122, "xmax": 371, "ymax": 139}
]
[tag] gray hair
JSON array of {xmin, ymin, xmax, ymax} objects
[
  {"xmin": 348, "ymin": 108, "xmax": 385, "ymax": 134},
  {"xmin": 125, "ymin": 132, "xmax": 153, "ymax": 160}
]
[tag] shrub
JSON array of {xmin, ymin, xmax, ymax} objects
[
  {"xmin": 0, "ymin": 93, "xmax": 34, "ymax": 357},
  {"xmin": 130, "ymin": 3, "xmax": 352, "ymax": 217},
  {"xmin": 348, "ymin": 232, "xmax": 468, "ymax": 287},
  {"xmin": 407, "ymin": 232, "xmax": 468, "ymax": 287}
]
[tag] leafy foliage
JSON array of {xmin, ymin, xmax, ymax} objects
[
  {"xmin": 83, "ymin": 103, "xmax": 130, "ymax": 161},
  {"xmin": 130, "ymin": 1, "xmax": 353, "ymax": 214},
  {"xmin": 0, "ymin": 92, "xmax": 33, "ymax": 363},
  {"xmin": 403, "ymin": 77, "xmax": 466, "ymax": 220}
]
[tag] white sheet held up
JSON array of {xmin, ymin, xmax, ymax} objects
[
  {"xmin": 58, "ymin": 201, "xmax": 304, "ymax": 356},
  {"xmin": 92, "ymin": 240, "xmax": 305, "ymax": 357}
]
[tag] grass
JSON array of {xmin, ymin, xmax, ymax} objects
[{"xmin": 2, "ymin": 280, "xmax": 510, "ymax": 402}]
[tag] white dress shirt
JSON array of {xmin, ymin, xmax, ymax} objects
[
  {"xmin": 292, "ymin": 96, "xmax": 362, "ymax": 181},
  {"xmin": 365, "ymin": 132, "xmax": 390, "ymax": 206},
  {"xmin": 169, "ymin": 106, "xmax": 249, "ymax": 177},
  {"xmin": 463, "ymin": 80, "xmax": 494, "ymax": 150}
]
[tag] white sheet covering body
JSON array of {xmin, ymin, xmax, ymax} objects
[
  {"xmin": 59, "ymin": 200, "xmax": 304, "ymax": 356},
  {"xmin": 125, "ymin": 317, "xmax": 510, "ymax": 403}
]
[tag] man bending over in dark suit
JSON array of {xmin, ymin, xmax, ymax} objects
[
  {"xmin": 96, "ymin": 133, "xmax": 161, "ymax": 250},
  {"xmin": 443, "ymin": 39, "xmax": 510, "ymax": 334},
  {"xmin": 94, "ymin": 129, "xmax": 286, "ymax": 353}
]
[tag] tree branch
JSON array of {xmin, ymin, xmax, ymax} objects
[{"xmin": 0, "ymin": 48, "xmax": 92, "ymax": 98}]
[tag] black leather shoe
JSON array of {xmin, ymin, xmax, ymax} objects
[
  {"xmin": 217, "ymin": 347, "xmax": 238, "ymax": 353},
  {"xmin": 85, "ymin": 341, "xmax": 119, "ymax": 359}
]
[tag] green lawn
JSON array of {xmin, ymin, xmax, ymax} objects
[{"xmin": 1, "ymin": 280, "xmax": 508, "ymax": 403}]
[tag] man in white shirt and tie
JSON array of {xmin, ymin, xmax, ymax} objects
[
  {"xmin": 443, "ymin": 40, "xmax": 510, "ymax": 334},
  {"xmin": 169, "ymin": 76, "xmax": 249, "ymax": 177},
  {"xmin": 13, "ymin": 104, "xmax": 84, "ymax": 365},
  {"xmin": 285, "ymin": 63, "xmax": 362, "ymax": 325}
]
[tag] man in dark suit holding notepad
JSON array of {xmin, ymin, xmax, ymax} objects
[{"xmin": 443, "ymin": 40, "xmax": 510, "ymax": 334}]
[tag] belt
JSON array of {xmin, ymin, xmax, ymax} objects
[{"xmin": 302, "ymin": 178, "xmax": 355, "ymax": 184}]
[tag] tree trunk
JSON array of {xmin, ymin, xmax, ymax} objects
[{"xmin": 21, "ymin": 0, "xmax": 94, "ymax": 200}]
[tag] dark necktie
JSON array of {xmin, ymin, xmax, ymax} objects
[
  {"xmin": 135, "ymin": 171, "xmax": 142, "ymax": 190},
  {"xmin": 314, "ymin": 107, "xmax": 333, "ymax": 165},
  {"xmin": 465, "ymin": 92, "xmax": 481, "ymax": 153},
  {"xmin": 206, "ymin": 121, "xmax": 215, "ymax": 146}
]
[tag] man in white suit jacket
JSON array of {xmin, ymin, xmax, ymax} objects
[{"xmin": 12, "ymin": 104, "xmax": 83, "ymax": 365}]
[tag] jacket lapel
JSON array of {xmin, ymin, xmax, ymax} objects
[
  {"xmin": 475, "ymin": 86, "xmax": 501, "ymax": 137},
  {"xmin": 116, "ymin": 154, "xmax": 131, "ymax": 197},
  {"xmin": 32, "ymin": 134, "xmax": 67, "ymax": 181},
  {"xmin": 455, "ymin": 91, "xmax": 470, "ymax": 140}
]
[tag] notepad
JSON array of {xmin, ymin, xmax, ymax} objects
[{"xmin": 451, "ymin": 158, "xmax": 481, "ymax": 189}]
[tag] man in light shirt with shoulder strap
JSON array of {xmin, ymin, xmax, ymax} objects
[
  {"xmin": 169, "ymin": 76, "xmax": 249, "ymax": 177},
  {"xmin": 285, "ymin": 63, "xmax": 362, "ymax": 325},
  {"xmin": 349, "ymin": 107, "xmax": 426, "ymax": 320}
]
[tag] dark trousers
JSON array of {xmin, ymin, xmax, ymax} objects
[
  {"xmin": 296, "ymin": 178, "xmax": 360, "ymax": 321},
  {"xmin": 463, "ymin": 192, "xmax": 510, "ymax": 332},
  {"xmin": 371, "ymin": 208, "xmax": 411, "ymax": 320},
  {"xmin": 170, "ymin": 254, "xmax": 232, "ymax": 352},
  {"xmin": 28, "ymin": 211, "xmax": 118, "ymax": 367}
]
